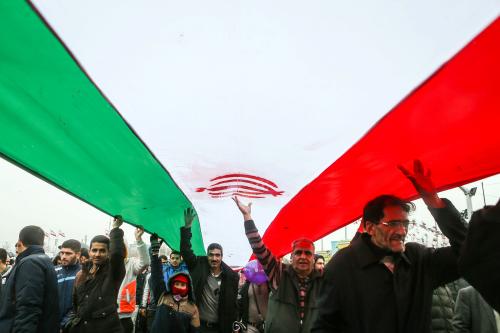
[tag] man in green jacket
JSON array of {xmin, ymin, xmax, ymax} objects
[{"xmin": 234, "ymin": 197, "xmax": 323, "ymax": 333}]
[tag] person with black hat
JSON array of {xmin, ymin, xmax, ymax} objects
[
  {"xmin": 55, "ymin": 239, "xmax": 82, "ymax": 330},
  {"xmin": 149, "ymin": 234, "xmax": 200, "ymax": 333}
]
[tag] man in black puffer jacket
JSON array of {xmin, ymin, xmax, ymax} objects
[
  {"xmin": 0, "ymin": 225, "xmax": 60, "ymax": 332},
  {"xmin": 431, "ymin": 285, "xmax": 455, "ymax": 333}
]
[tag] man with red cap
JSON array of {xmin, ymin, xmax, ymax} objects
[
  {"xmin": 149, "ymin": 234, "xmax": 200, "ymax": 333},
  {"xmin": 233, "ymin": 197, "xmax": 323, "ymax": 333}
]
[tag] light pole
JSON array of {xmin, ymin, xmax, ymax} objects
[{"xmin": 459, "ymin": 186, "xmax": 477, "ymax": 221}]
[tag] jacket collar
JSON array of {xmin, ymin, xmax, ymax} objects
[
  {"xmin": 354, "ymin": 233, "xmax": 411, "ymax": 268},
  {"xmin": 209, "ymin": 260, "xmax": 234, "ymax": 279},
  {"xmin": 1, "ymin": 265, "xmax": 12, "ymax": 277},
  {"xmin": 16, "ymin": 245, "xmax": 44, "ymax": 263},
  {"xmin": 285, "ymin": 263, "xmax": 322, "ymax": 287},
  {"xmin": 62, "ymin": 262, "xmax": 81, "ymax": 271}
]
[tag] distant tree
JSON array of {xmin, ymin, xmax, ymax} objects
[{"xmin": 1, "ymin": 241, "xmax": 12, "ymax": 252}]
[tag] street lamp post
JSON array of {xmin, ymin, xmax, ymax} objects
[{"xmin": 458, "ymin": 186, "xmax": 477, "ymax": 221}]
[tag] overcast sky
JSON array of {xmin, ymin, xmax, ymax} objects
[{"xmin": 1, "ymin": 156, "xmax": 498, "ymax": 256}]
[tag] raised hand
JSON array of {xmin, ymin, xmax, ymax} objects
[
  {"xmin": 398, "ymin": 160, "xmax": 444, "ymax": 208},
  {"xmin": 134, "ymin": 226, "xmax": 145, "ymax": 241},
  {"xmin": 150, "ymin": 233, "xmax": 162, "ymax": 255},
  {"xmin": 112, "ymin": 215, "xmax": 123, "ymax": 229},
  {"xmin": 184, "ymin": 207, "xmax": 196, "ymax": 228},
  {"xmin": 232, "ymin": 196, "xmax": 252, "ymax": 221}
]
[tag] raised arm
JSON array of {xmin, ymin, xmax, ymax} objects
[
  {"xmin": 233, "ymin": 196, "xmax": 281, "ymax": 290},
  {"xmin": 400, "ymin": 160, "xmax": 467, "ymax": 286},
  {"xmin": 110, "ymin": 216, "xmax": 126, "ymax": 283},
  {"xmin": 180, "ymin": 208, "xmax": 199, "ymax": 269},
  {"xmin": 399, "ymin": 160, "xmax": 467, "ymax": 250},
  {"xmin": 131, "ymin": 227, "xmax": 150, "ymax": 275},
  {"xmin": 149, "ymin": 234, "xmax": 167, "ymax": 300}
]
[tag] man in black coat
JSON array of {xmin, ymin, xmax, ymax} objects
[
  {"xmin": 69, "ymin": 216, "xmax": 126, "ymax": 333},
  {"xmin": 312, "ymin": 160, "xmax": 468, "ymax": 333},
  {"xmin": 458, "ymin": 200, "xmax": 500, "ymax": 313},
  {"xmin": 0, "ymin": 225, "xmax": 60, "ymax": 332},
  {"xmin": 180, "ymin": 208, "xmax": 239, "ymax": 333}
]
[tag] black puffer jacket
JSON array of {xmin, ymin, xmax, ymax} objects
[
  {"xmin": 0, "ymin": 245, "xmax": 60, "ymax": 332},
  {"xmin": 69, "ymin": 227, "xmax": 125, "ymax": 333},
  {"xmin": 431, "ymin": 285, "xmax": 455, "ymax": 333},
  {"xmin": 180, "ymin": 227, "xmax": 239, "ymax": 333}
]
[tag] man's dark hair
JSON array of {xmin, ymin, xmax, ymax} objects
[
  {"xmin": 314, "ymin": 254, "xmax": 325, "ymax": 263},
  {"xmin": 80, "ymin": 248, "xmax": 89, "ymax": 258},
  {"xmin": 90, "ymin": 235, "xmax": 110, "ymax": 249},
  {"xmin": 170, "ymin": 250, "xmax": 181, "ymax": 257},
  {"xmin": 207, "ymin": 243, "xmax": 223, "ymax": 256},
  {"xmin": 52, "ymin": 254, "xmax": 61, "ymax": 266},
  {"xmin": 0, "ymin": 248, "xmax": 7, "ymax": 264},
  {"xmin": 19, "ymin": 225, "xmax": 45, "ymax": 247},
  {"xmin": 159, "ymin": 255, "xmax": 168, "ymax": 261},
  {"xmin": 362, "ymin": 194, "xmax": 415, "ymax": 228},
  {"xmin": 61, "ymin": 239, "xmax": 81, "ymax": 253}
]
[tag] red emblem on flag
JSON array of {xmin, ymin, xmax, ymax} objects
[{"xmin": 196, "ymin": 173, "xmax": 284, "ymax": 199}]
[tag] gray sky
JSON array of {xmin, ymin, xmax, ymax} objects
[{"xmin": 2, "ymin": 156, "xmax": 498, "ymax": 256}]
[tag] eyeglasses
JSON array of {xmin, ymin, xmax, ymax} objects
[
  {"xmin": 293, "ymin": 250, "xmax": 313, "ymax": 257},
  {"xmin": 379, "ymin": 220, "xmax": 410, "ymax": 229}
]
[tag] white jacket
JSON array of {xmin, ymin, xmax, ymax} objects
[{"xmin": 117, "ymin": 239, "xmax": 150, "ymax": 318}]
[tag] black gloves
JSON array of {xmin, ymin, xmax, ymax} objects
[{"xmin": 150, "ymin": 233, "xmax": 162, "ymax": 255}]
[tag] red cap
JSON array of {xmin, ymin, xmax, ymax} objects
[{"xmin": 172, "ymin": 274, "xmax": 189, "ymax": 284}]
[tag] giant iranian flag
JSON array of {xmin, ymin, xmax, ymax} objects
[{"xmin": 1, "ymin": 1, "xmax": 499, "ymax": 265}]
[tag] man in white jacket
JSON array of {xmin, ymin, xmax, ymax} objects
[{"xmin": 118, "ymin": 227, "xmax": 150, "ymax": 333}]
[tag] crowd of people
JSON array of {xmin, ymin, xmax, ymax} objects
[{"xmin": 0, "ymin": 160, "xmax": 498, "ymax": 333}]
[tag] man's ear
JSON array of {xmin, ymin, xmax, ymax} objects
[{"xmin": 365, "ymin": 221, "xmax": 376, "ymax": 235}]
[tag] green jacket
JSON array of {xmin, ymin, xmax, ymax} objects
[{"xmin": 265, "ymin": 265, "xmax": 323, "ymax": 333}]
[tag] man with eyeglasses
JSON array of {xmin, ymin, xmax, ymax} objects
[
  {"xmin": 312, "ymin": 160, "xmax": 467, "ymax": 333},
  {"xmin": 233, "ymin": 196, "xmax": 324, "ymax": 333}
]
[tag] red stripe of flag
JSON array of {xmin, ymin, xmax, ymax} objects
[{"xmin": 263, "ymin": 17, "xmax": 500, "ymax": 259}]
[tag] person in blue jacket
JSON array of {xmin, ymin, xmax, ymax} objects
[
  {"xmin": 55, "ymin": 239, "xmax": 82, "ymax": 329},
  {"xmin": 162, "ymin": 250, "xmax": 189, "ymax": 286}
]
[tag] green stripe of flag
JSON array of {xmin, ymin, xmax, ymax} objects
[{"xmin": 0, "ymin": 0, "xmax": 205, "ymax": 254}]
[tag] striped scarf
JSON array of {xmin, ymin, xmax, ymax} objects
[{"xmin": 298, "ymin": 277, "xmax": 309, "ymax": 324}]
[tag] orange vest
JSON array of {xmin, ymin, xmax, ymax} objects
[{"xmin": 119, "ymin": 280, "xmax": 137, "ymax": 313}]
